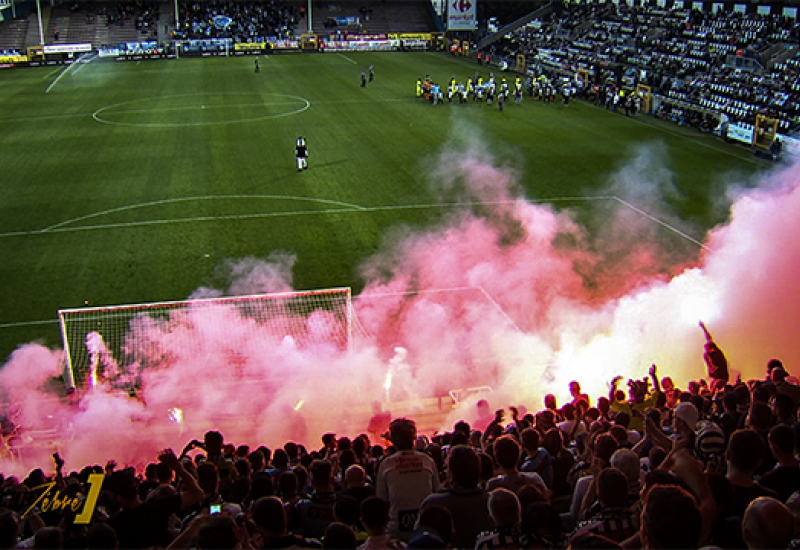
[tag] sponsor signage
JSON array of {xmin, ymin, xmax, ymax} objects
[
  {"xmin": 0, "ymin": 54, "xmax": 26, "ymax": 63},
  {"xmin": 42, "ymin": 43, "xmax": 92, "ymax": 54},
  {"xmin": 447, "ymin": 0, "xmax": 476, "ymax": 30},
  {"xmin": 269, "ymin": 40, "xmax": 299, "ymax": 49},
  {"xmin": 727, "ymin": 122, "xmax": 754, "ymax": 144},
  {"xmin": 323, "ymin": 40, "xmax": 393, "ymax": 51},
  {"xmin": 388, "ymin": 33, "xmax": 432, "ymax": 40},
  {"xmin": 234, "ymin": 42, "xmax": 267, "ymax": 51}
]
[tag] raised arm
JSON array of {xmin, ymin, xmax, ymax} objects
[
  {"xmin": 481, "ymin": 409, "xmax": 505, "ymax": 450},
  {"xmin": 179, "ymin": 439, "xmax": 205, "ymax": 460},
  {"xmin": 649, "ymin": 364, "xmax": 661, "ymax": 394},
  {"xmin": 699, "ymin": 321, "xmax": 713, "ymax": 343},
  {"xmin": 159, "ymin": 448, "xmax": 205, "ymax": 509}
]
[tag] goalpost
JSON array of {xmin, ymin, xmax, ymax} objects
[{"xmin": 58, "ymin": 288, "xmax": 354, "ymax": 389}]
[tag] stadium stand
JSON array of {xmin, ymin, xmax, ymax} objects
[
  {"xmin": 480, "ymin": 3, "xmax": 800, "ymax": 134},
  {"xmin": 177, "ymin": 0, "xmax": 299, "ymax": 41},
  {"xmin": 2, "ymin": 360, "xmax": 800, "ymax": 548},
  {"xmin": 313, "ymin": 0, "xmax": 436, "ymax": 34},
  {"xmin": 0, "ymin": 15, "xmax": 29, "ymax": 55}
]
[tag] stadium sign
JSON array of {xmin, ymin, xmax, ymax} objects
[
  {"xmin": 323, "ymin": 40, "xmax": 393, "ymax": 52},
  {"xmin": 388, "ymin": 33, "xmax": 433, "ymax": 40},
  {"xmin": 269, "ymin": 40, "xmax": 299, "ymax": 50},
  {"xmin": 42, "ymin": 43, "xmax": 92, "ymax": 54},
  {"xmin": 0, "ymin": 54, "xmax": 26, "ymax": 64},
  {"xmin": 213, "ymin": 15, "xmax": 233, "ymax": 30},
  {"xmin": 234, "ymin": 42, "xmax": 267, "ymax": 51},
  {"xmin": 447, "ymin": 0, "xmax": 476, "ymax": 31},
  {"xmin": 727, "ymin": 122, "xmax": 754, "ymax": 144}
]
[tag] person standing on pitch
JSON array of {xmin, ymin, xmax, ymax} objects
[{"xmin": 295, "ymin": 137, "xmax": 308, "ymax": 171}]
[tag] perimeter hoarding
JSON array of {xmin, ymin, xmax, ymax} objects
[{"xmin": 447, "ymin": 0, "xmax": 476, "ymax": 30}]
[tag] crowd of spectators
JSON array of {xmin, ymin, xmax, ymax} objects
[
  {"xmin": 176, "ymin": 0, "xmax": 298, "ymax": 42},
  {"xmin": 491, "ymin": 3, "xmax": 800, "ymax": 134},
  {"xmin": 3, "ymin": 330, "xmax": 800, "ymax": 549}
]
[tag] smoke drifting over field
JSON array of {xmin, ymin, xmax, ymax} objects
[{"xmin": 2, "ymin": 141, "xmax": 798, "ymax": 475}]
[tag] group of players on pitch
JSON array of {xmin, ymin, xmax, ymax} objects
[{"xmin": 417, "ymin": 73, "xmax": 578, "ymax": 109}]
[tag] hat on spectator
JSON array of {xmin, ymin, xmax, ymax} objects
[
  {"xmin": 695, "ymin": 420, "xmax": 726, "ymax": 455},
  {"xmin": 675, "ymin": 402, "xmax": 698, "ymax": 431}
]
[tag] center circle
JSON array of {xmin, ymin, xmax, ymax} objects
[{"xmin": 92, "ymin": 92, "xmax": 310, "ymax": 127}]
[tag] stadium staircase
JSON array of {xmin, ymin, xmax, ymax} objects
[
  {"xmin": 0, "ymin": 16, "xmax": 28, "ymax": 52},
  {"xmin": 477, "ymin": 0, "xmax": 554, "ymax": 51},
  {"xmin": 23, "ymin": 8, "xmax": 46, "ymax": 49}
]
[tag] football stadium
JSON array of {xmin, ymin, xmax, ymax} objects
[{"xmin": 1, "ymin": 0, "xmax": 800, "ymax": 546}]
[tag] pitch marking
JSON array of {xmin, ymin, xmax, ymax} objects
[
  {"xmin": 0, "ymin": 196, "xmax": 709, "ymax": 329},
  {"xmin": 42, "ymin": 195, "xmax": 367, "ymax": 232},
  {"xmin": 92, "ymin": 92, "xmax": 311, "ymax": 127},
  {"xmin": 0, "ymin": 319, "xmax": 59, "ymax": 329},
  {"xmin": 0, "ymin": 195, "xmax": 703, "ymax": 251}
]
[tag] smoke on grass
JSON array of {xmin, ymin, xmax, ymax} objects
[{"xmin": 1, "ymin": 138, "xmax": 796, "ymax": 475}]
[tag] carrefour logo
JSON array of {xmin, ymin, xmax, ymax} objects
[{"xmin": 451, "ymin": 0, "xmax": 472, "ymax": 13}]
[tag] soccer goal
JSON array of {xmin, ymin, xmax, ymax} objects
[{"xmin": 58, "ymin": 288, "xmax": 354, "ymax": 388}]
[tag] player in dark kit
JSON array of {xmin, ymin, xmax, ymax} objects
[
  {"xmin": 254, "ymin": 58, "xmax": 259, "ymax": 72},
  {"xmin": 361, "ymin": 71, "xmax": 367, "ymax": 87},
  {"xmin": 295, "ymin": 137, "xmax": 308, "ymax": 171}
]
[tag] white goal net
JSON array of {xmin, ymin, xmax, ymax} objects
[{"xmin": 58, "ymin": 288, "xmax": 354, "ymax": 388}]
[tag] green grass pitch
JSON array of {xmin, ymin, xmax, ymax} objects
[{"xmin": 0, "ymin": 51, "xmax": 766, "ymax": 364}]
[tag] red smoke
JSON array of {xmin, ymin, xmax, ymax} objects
[{"xmin": 1, "ymin": 143, "xmax": 797, "ymax": 475}]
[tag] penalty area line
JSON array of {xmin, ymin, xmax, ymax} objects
[
  {"xmin": 612, "ymin": 196, "xmax": 711, "ymax": 251},
  {"xmin": 0, "ymin": 196, "xmax": 707, "ymax": 253},
  {"xmin": 45, "ymin": 66, "xmax": 70, "ymax": 93},
  {"xmin": 337, "ymin": 53, "xmax": 358, "ymax": 64},
  {"xmin": 0, "ymin": 319, "xmax": 59, "ymax": 329}
]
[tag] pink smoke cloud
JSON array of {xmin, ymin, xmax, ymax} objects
[{"xmin": 0, "ymin": 143, "xmax": 797, "ymax": 476}]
